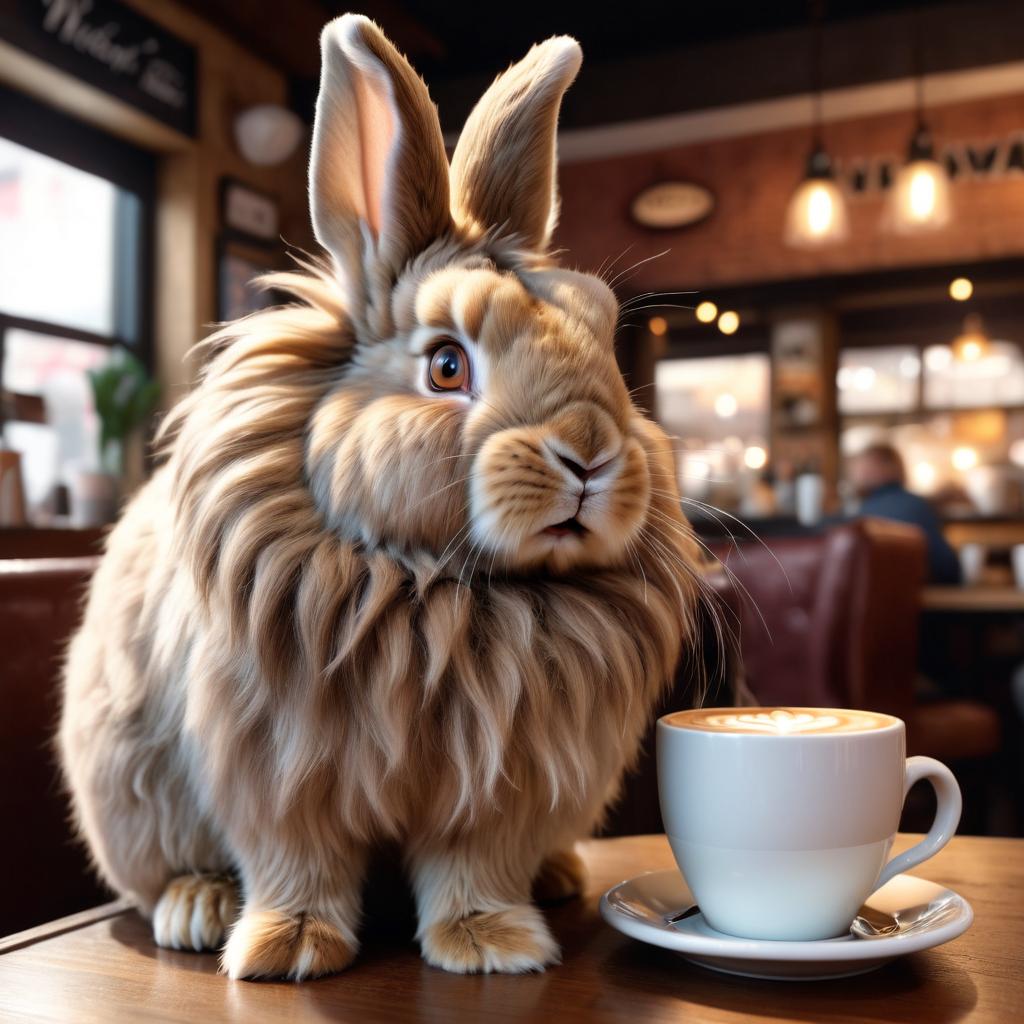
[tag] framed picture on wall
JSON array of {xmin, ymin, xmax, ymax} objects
[
  {"xmin": 220, "ymin": 178, "xmax": 280, "ymax": 245},
  {"xmin": 216, "ymin": 238, "xmax": 280, "ymax": 323},
  {"xmin": 773, "ymin": 319, "xmax": 825, "ymax": 430}
]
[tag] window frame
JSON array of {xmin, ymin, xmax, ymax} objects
[
  {"xmin": 0, "ymin": 85, "xmax": 156, "ymax": 376},
  {"xmin": 837, "ymin": 289, "xmax": 1024, "ymax": 424}
]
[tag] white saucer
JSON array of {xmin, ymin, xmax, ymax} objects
[{"xmin": 600, "ymin": 869, "xmax": 972, "ymax": 980}]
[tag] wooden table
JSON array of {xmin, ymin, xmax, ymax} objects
[
  {"xmin": 922, "ymin": 585, "xmax": 1024, "ymax": 613},
  {"xmin": 1, "ymin": 834, "xmax": 1020, "ymax": 1023}
]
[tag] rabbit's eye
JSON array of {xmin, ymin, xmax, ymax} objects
[{"xmin": 427, "ymin": 342, "xmax": 469, "ymax": 392}]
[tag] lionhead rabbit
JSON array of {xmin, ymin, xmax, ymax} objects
[{"xmin": 59, "ymin": 14, "xmax": 701, "ymax": 980}]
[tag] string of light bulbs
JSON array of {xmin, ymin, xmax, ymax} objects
[{"xmin": 784, "ymin": 2, "xmax": 953, "ymax": 248}]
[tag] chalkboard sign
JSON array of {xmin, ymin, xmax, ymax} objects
[{"xmin": 1, "ymin": 0, "xmax": 197, "ymax": 137}]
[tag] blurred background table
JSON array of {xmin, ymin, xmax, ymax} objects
[
  {"xmin": 1, "ymin": 833, "xmax": 1020, "ymax": 1024},
  {"xmin": 922, "ymin": 586, "xmax": 1024, "ymax": 613}
]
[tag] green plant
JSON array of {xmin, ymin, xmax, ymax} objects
[{"xmin": 87, "ymin": 349, "xmax": 160, "ymax": 476}]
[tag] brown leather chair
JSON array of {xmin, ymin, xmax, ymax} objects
[
  {"xmin": 707, "ymin": 519, "xmax": 922, "ymax": 718},
  {"xmin": 1, "ymin": 557, "xmax": 109, "ymax": 935},
  {"xmin": 707, "ymin": 518, "xmax": 1000, "ymax": 784}
]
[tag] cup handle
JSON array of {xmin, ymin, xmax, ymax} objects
[{"xmin": 875, "ymin": 755, "xmax": 962, "ymax": 890}]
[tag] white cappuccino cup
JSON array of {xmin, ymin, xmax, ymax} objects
[{"xmin": 657, "ymin": 707, "xmax": 962, "ymax": 941}]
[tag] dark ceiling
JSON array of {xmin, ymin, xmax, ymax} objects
[
  {"xmin": 179, "ymin": 1, "xmax": 1024, "ymax": 130},
  {"xmin": 323, "ymin": 1, "xmax": 933, "ymax": 78}
]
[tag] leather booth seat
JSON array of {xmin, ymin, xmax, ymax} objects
[
  {"xmin": 706, "ymin": 518, "xmax": 1001, "ymax": 763},
  {"xmin": 911, "ymin": 700, "xmax": 1002, "ymax": 761},
  {"xmin": 1, "ymin": 558, "xmax": 109, "ymax": 935}
]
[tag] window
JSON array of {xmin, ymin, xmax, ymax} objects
[
  {"xmin": 839, "ymin": 318, "xmax": 1024, "ymax": 502},
  {"xmin": 923, "ymin": 340, "xmax": 1024, "ymax": 409},
  {"xmin": 841, "ymin": 410, "xmax": 1019, "ymax": 499},
  {"xmin": 655, "ymin": 353, "xmax": 771, "ymax": 503},
  {"xmin": 838, "ymin": 346, "xmax": 919, "ymax": 414},
  {"xmin": 0, "ymin": 138, "xmax": 142, "ymax": 337},
  {"xmin": 2, "ymin": 329, "xmax": 111, "ymax": 508},
  {"xmin": 0, "ymin": 88, "xmax": 153, "ymax": 520}
]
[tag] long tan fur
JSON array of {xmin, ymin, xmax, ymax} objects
[{"xmin": 59, "ymin": 14, "xmax": 701, "ymax": 980}]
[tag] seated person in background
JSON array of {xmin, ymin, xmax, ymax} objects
[{"xmin": 848, "ymin": 443, "xmax": 962, "ymax": 585}]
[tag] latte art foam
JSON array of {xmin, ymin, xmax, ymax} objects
[{"xmin": 664, "ymin": 707, "xmax": 898, "ymax": 736}]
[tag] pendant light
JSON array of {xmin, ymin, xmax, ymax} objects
[
  {"xmin": 885, "ymin": 14, "xmax": 951, "ymax": 233},
  {"xmin": 784, "ymin": 2, "xmax": 849, "ymax": 249},
  {"xmin": 784, "ymin": 148, "xmax": 849, "ymax": 248},
  {"xmin": 951, "ymin": 313, "xmax": 989, "ymax": 363}
]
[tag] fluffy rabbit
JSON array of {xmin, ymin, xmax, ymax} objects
[{"xmin": 59, "ymin": 14, "xmax": 700, "ymax": 980}]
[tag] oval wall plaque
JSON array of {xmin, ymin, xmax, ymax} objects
[{"xmin": 630, "ymin": 181, "xmax": 715, "ymax": 229}]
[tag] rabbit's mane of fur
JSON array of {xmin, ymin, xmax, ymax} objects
[
  {"xmin": 154, "ymin": 250, "xmax": 699, "ymax": 843},
  {"xmin": 59, "ymin": 17, "xmax": 709, "ymax": 980}
]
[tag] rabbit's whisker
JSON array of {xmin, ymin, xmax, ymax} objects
[
  {"xmin": 619, "ymin": 302, "xmax": 695, "ymax": 316},
  {"xmin": 620, "ymin": 289, "xmax": 698, "ymax": 310},
  {"xmin": 407, "ymin": 474, "xmax": 474, "ymax": 514},
  {"xmin": 598, "ymin": 243, "xmax": 635, "ymax": 285},
  {"xmin": 645, "ymin": 508, "xmax": 766, "ymax": 642},
  {"xmin": 674, "ymin": 495, "xmax": 793, "ymax": 593},
  {"xmin": 607, "ymin": 249, "xmax": 670, "ymax": 290}
]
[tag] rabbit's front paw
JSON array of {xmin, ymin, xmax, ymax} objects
[
  {"xmin": 152, "ymin": 873, "xmax": 238, "ymax": 951},
  {"xmin": 421, "ymin": 904, "xmax": 560, "ymax": 974},
  {"xmin": 533, "ymin": 848, "xmax": 586, "ymax": 903},
  {"xmin": 220, "ymin": 909, "xmax": 356, "ymax": 980}
]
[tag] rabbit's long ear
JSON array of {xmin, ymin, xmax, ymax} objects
[
  {"xmin": 449, "ymin": 37, "xmax": 581, "ymax": 253},
  {"xmin": 310, "ymin": 15, "xmax": 450, "ymax": 305}
]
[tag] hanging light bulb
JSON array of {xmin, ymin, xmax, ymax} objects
[
  {"xmin": 785, "ymin": 146, "xmax": 850, "ymax": 248},
  {"xmin": 886, "ymin": 124, "xmax": 952, "ymax": 233},
  {"xmin": 949, "ymin": 277, "xmax": 973, "ymax": 301},
  {"xmin": 717, "ymin": 310, "xmax": 740, "ymax": 335},
  {"xmin": 783, "ymin": 4, "xmax": 848, "ymax": 249},
  {"xmin": 885, "ymin": 16, "xmax": 952, "ymax": 235},
  {"xmin": 695, "ymin": 301, "xmax": 718, "ymax": 323},
  {"xmin": 951, "ymin": 313, "xmax": 989, "ymax": 363}
]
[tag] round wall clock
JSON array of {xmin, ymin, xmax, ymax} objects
[{"xmin": 630, "ymin": 181, "xmax": 715, "ymax": 229}]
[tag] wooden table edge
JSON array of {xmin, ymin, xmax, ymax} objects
[
  {"xmin": 4, "ymin": 833, "xmax": 1018, "ymax": 957},
  {"xmin": 0, "ymin": 899, "xmax": 135, "ymax": 955},
  {"xmin": 921, "ymin": 585, "xmax": 1024, "ymax": 611}
]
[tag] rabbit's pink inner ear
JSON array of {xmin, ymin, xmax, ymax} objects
[
  {"xmin": 310, "ymin": 14, "xmax": 450, "ymax": 295},
  {"xmin": 352, "ymin": 60, "xmax": 397, "ymax": 242}
]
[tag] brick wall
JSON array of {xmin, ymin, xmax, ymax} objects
[{"xmin": 554, "ymin": 92, "xmax": 1024, "ymax": 295}]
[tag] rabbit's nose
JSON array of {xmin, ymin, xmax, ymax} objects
[
  {"xmin": 541, "ymin": 402, "xmax": 622, "ymax": 479},
  {"xmin": 554, "ymin": 451, "xmax": 614, "ymax": 482},
  {"xmin": 546, "ymin": 440, "xmax": 620, "ymax": 484}
]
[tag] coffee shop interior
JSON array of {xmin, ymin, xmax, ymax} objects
[{"xmin": 3, "ymin": 0, "xmax": 1024, "ymax": 951}]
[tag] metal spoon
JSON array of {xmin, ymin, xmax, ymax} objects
[
  {"xmin": 850, "ymin": 905, "xmax": 901, "ymax": 939},
  {"xmin": 665, "ymin": 904, "xmax": 701, "ymax": 924},
  {"xmin": 852, "ymin": 898, "xmax": 961, "ymax": 940}
]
